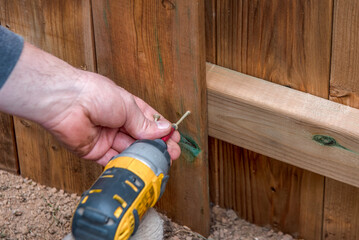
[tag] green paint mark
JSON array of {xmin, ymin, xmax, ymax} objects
[
  {"xmin": 154, "ymin": 25, "xmax": 164, "ymax": 82},
  {"xmin": 179, "ymin": 133, "xmax": 201, "ymax": 162},
  {"xmin": 103, "ymin": 0, "xmax": 110, "ymax": 28},
  {"xmin": 312, "ymin": 135, "xmax": 357, "ymax": 154}
]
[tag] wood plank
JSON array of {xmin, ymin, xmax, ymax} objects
[
  {"xmin": 323, "ymin": 178, "xmax": 359, "ymax": 240},
  {"xmin": 0, "ymin": 0, "xmax": 103, "ymax": 193},
  {"xmin": 208, "ymin": 1, "xmax": 332, "ymax": 238},
  {"xmin": 207, "ymin": 63, "xmax": 359, "ymax": 188},
  {"xmin": 205, "ymin": 0, "xmax": 216, "ymax": 63},
  {"xmin": 0, "ymin": 114, "xmax": 18, "ymax": 174},
  {"xmin": 324, "ymin": 0, "xmax": 359, "ymax": 238},
  {"xmin": 209, "ymin": 137, "xmax": 324, "ymax": 239},
  {"xmin": 92, "ymin": 0, "xmax": 209, "ymax": 235},
  {"xmin": 330, "ymin": 0, "xmax": 359, "ymax": 107},
  {"xmin": 215, "ymin": 0, "xmax": 332, "ymax": 98}
]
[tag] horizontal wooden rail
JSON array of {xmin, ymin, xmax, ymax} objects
[{"xmin": 207, "ymin": 63, "xmax": 359, "ymax": 188}]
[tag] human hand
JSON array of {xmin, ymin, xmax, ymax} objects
[
  {"xmin": 0, "ymin": 42, "xmax": 181, "ymax": 165},
  {"xmin": 43, "ymin": 71, "xmax": 181, "ymax": 165}
]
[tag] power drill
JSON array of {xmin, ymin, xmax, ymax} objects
[{"xmin": 70, "ymin": 111, "xmax": 190, "ymax": 240}]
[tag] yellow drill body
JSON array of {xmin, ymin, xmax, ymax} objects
[{"xmin": 71, "ymin": 139, "xmax": 171, "ymax": 240}]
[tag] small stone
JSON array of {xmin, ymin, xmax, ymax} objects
[
  {"xmin": 19, "ymin": 226, "xmax": 29, "ymax": 235},
  {"xmin": 282, "ymin": 234, "xmax": 293, "ymax": 240},
  {"xmin": 48, "ymin": 228, "xmax": 56, "ymax": 234},
  {"xmin": 226, "ymin": 209, "xmax": 238, "ymax": 220},
  {"xmin": 13, "ymin": 210, "xmax": 23, "ymax": 216},
  {"xmin": 15, "ymin": 185, "xmax": 21, "ymax": 190},
  {"xmin": 267, "ymin": 229, "xmax": 274, "ymax": 237}
]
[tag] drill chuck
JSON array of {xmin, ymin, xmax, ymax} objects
[{"xmin": 71, "ymin": 139, "xmax": 171, "ymax": 240}]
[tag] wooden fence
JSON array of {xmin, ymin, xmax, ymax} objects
[{"xmin": 1, "ymin": 0, "xmax": 359, "ymax": 239}]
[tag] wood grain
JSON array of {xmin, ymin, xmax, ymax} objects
[
  {"xmin": 207, "ymin": 63, "xmax": 359, "ymax": 188},
  {"xmin": 330, "ymin": 0, "xmax": 359, "ymax": 107},
  {"xmin": 209, "ymin": 137, "xmax": 324, "ymax": 239},
  {"xmin": 324, "ymin": 0, "xmax": 359, "ymax": 238},
  {"xmin": 216, "ymin": 0, "xmax": 332, "ymax": 98},
  {"xmin": 205, "ymin": 0, "xmax": 216, "ymax": 63},
  {"xmin": 0, "ymin": 114, "xmax": 18, "ymax": 174},
  {"xmin": 0, "ymin": 0, "xmax": 103, "ymax": 193},
  {"xmin": 208, "ymin": 1, "xmax": 333, "ymax": 238},
  {"xmin": 323, "ymin": 178, "xmax": 359, "ymax": 240},
  {"xmin": 91, "ymin": 0, "xmax": 209, "ymax": 235}
]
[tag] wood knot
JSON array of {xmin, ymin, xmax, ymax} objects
[
  {"xmin": 161, "ymin": 0, "xmax": 175, "ymax": 10},
  {"xmin": 20, "ymin": 119, "xmax": 31, "ymax": 127},
  {"xmin": 312, "ymin": 135, "xmax": 337, "ymax": 146},
  {"xmin": 330, "ymin": 88, "xmax": 350, "ymax": 98}
]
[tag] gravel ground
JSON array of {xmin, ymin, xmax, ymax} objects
[{"xmin": 0, "ymin": 170, "xmax": 296, "ymax": 240}]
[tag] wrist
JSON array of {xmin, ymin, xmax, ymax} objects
[{"xmin": 0, "ymin": 42, "xmax": 87, "ymax": 126}]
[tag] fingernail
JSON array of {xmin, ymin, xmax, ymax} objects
[{"xmin": 156, "ymin": 120, "xmax": 170, "ymax": 129}]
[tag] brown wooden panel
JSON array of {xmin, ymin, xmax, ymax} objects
[
  {"xmin": 215, "ymin": 0, "xmax": 332, "ymax": 98},
  {"xmin": 324, "ymin": 0, "xmax": 359, "ymax": 238},
  {"xmin": 205, "ymin": 0, "xmax": 216, "ymax": 63},
  {"xmin": 92, "ymin": 0, "xmax": 209, "ymax": 235},
  {"xmin": 0, "ymin": 114, "xmax": 18, "ymax": 174},
  {"xmin": 323, "ymin": 179, "xmax": 359, "ymax": 240},
  {"xmin": 0, "ymin": 0, "xmax": 103, "ymax": 193},
  {"xmin": 209, "ymin": 137, "xmax": 324, "ymax": 239},
  {"xmin": 208, "ymin": 0, "xmax": 333, "ymax": 239},
  {"xmin": 330, "ymin": 0, "xmax": 359, "ymax": 107}
]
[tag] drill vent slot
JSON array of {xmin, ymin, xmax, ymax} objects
[
  {"xmin": 114, "ymin": 206, "xmax": 123, "ymax": 218},
  {"xmin": 125, "ymin": 180, "xmax": 138, "ymax": 192},
  {"xmin": 81, "ymin": 196, "xmax": 89, "ymax": 204},
  {"xmin": 113, "ymin": 194, "xmax": 127, "ymax": 208},
  {"xmin": 89, "ymin": 189, "xmax": 102, "ymax": 194},
  {"xmin": 101, "ymin": 175, "xmax": 114, "ymax": 178}
]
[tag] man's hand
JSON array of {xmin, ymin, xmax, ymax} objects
[{"xmin": 0, "ymin": 42, "xmax": 181, "ymax": 165}]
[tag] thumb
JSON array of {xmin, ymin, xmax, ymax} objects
[{"xmin": 123, "ymin": 98, "xmax": 172, "ymax": 140}]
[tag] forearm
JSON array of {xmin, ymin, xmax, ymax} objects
[{"xmin": 0, "ymin": 42, "xmax": 86, "ymax": 125}]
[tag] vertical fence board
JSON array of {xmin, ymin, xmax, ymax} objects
[
  {"xmin": 324, "ymin": 0, "xmax": 359, "ymax": 238},
  {"xmin": 0, "ymin": 0, "xmax": 103, "ymax": 193},
  {"xmin": 207, "ymin": 0, "xmax": 333, "ymax": 239},
  {"xmin": 205, "ymin": 0, "xmax": 216, "ymax": 63},
  {"xmin": 0, "ymin": 114, "xmax": 18, "ymax": 173},
  {"xmin": 92, "ymin": 0, "xmax": 209, "ymax": 235}
]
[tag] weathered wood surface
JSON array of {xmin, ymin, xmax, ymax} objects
[
  {"xmin": 207, "ymin": 63, "xmax": 359, "ymax": 188},
  {"xmin": 323, "ymin": 0, "xmax": 359, "ymax": 238},
  {"xmin": 92, "ymin": 0, "xmax": 209, "ymax": 235},
  {"xmin": 0, "ymin": 0, "xmax": 103, "ymax": 192},
  {"xmin": 208, "ymin": 137, "xmax": 324, "ymax": 239},
  {"xmin": 0, "ymin": 113, "xmax": 18, "ymax": 174},
  {"xmin": 206, "ymin": 1, "xmax": 333, "ymax": 239}
]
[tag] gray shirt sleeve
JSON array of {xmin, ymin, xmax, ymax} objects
[{"xmin": 0, "ymin": 26, "xmax": 24, "ymax": 88}]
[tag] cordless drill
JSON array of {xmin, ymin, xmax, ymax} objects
[{"xmin": 71, "ymin": 111, "xmax": 190, "ymax": 240}]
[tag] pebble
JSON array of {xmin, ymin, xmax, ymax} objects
[
  {"xmin": 13, "ymin": 210, "xmax": 23, "ymax": 216},
  {"xmin": 282, "ymin": 234, "xmax": 293, "ymax": 240}
]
